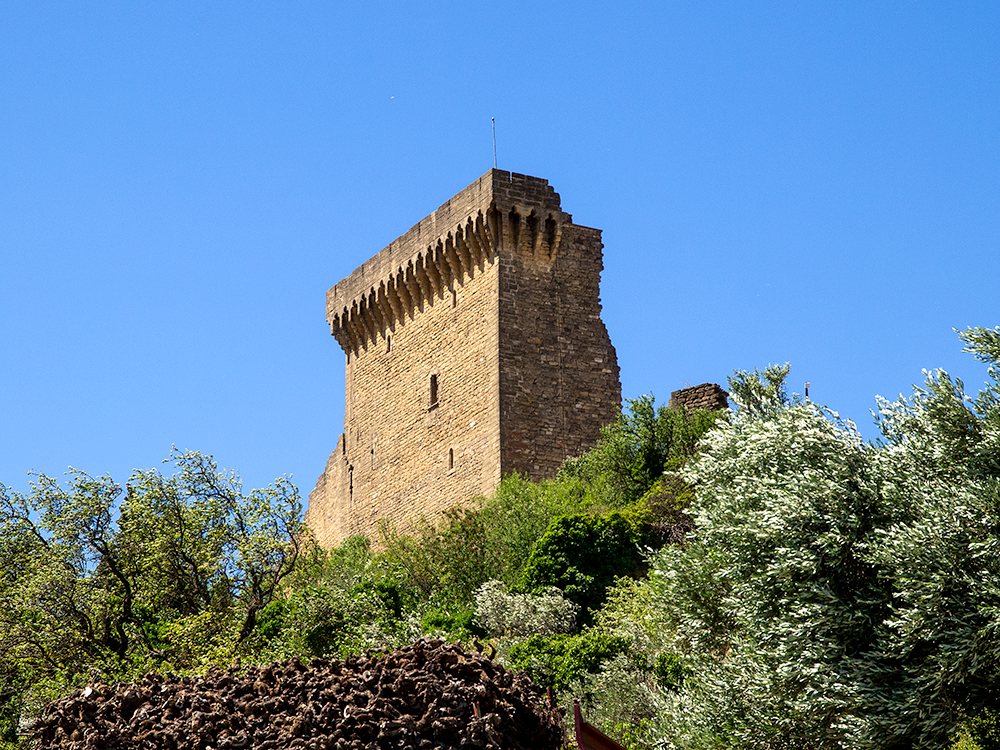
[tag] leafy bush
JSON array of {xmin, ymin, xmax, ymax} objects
[
  {"xmin": 253, "ymin": 535, "xmax": 420, "ymax": 661},
  {"xmin": 517, "ymin": 510, "xmax": 650, "ymax": 619},
  {"xmin": 262, "ymin": 581, "xmax": 420, "ymax": 660},
  {"xmin": 652, "ymin": 650, "xmax": 685, "ymax": 691},
  {"xmin": 379, "ymin": 472, "xmax": 595, "ymax": 609},
  {"xmin": 478, "ymin": 473, "xmax": 597, "ymax": 585},
  {"xmin": 568, "ymin": 651, "xmax": 664, "ymax": 748},
  {"xmin": 474, "ymin": 579, "xmax": 578, "ymax": 638},
  {"xmin": 952, "ymin": 708, "xmax": 1000, "ymax": 750},
  {"xmin": 562, "ymin": 394, "xmax": 722, "ymax": 505},
  {"xmin": 379, "ymin": 505, "xmax": 496, "ymax": 606},
  {"xmin": 255, "ymin": 600, "xmax": 286, "ymax": 641},
  {"xmin": 420, "ymin": 606, "xmax": 486, "ymax": 641},
  {"xmin": 0, "ymin": 683, "xmax": 22, "ymax": 750},
  {"xmin": 636, "ymin": 475, "xmax": 696, "ymax": 547},
  {"xmin": 507, "ymin": 630, "xmax": 630, "ymax": 692}
]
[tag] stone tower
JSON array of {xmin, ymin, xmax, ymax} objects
[{"xmin": 306, "ymin": 169, "xmax": 621, "ymax": 547}]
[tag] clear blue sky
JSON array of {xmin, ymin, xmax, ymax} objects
[{"xmin": 2, "ymin": 2, "xmax": 997, "ymax": 501}]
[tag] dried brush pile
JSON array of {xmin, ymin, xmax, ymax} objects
[{"xmin": 31, "ymin": 639, "xmax": 565, "ymax": 750}]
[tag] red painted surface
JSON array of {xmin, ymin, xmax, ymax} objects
[{"xmin": 573, "ymin": 699, "xmax": 627, "ymax": 750}]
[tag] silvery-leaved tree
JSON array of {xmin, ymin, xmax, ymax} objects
[{"xmin": 646, "ymin": 327, "xmax": 1000, "ymax": 750}]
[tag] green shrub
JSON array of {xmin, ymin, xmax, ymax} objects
[
  {"xmin": 255, "ymin": 600, "xmax": 286, "ymax": 641},
  {"xmin": 379, "ymin": 473, "xmax": 595, "ymax": 609},
  {"xmin": 507, "ymin": 630, "xmax": 630, "ymax": 692},
  {"xmin": 652, "ymin": 651, "xmax": 685, "ymax": 691},
  {"xmin": 604, "ymin": 719, "xmax": 660, "ymax": 750},
  {"xmin": 380, "ymin": 505, "xmax": 499, "ymax": 607},
  {"xmin": 953, "ymin": 708, "xmax": 1000, "ymax": 750},
  {"xmin": 0, "ymin": 690, "xmax": 21, "ymax": 750},
  {"xmin": 474, "ymin": 580, "xmax": 578, "ymax": 637},
  {"xmin": 420, "ymin": 606, "xmax": 486, "ymax": 641},
  {"xmin": 478, "ymin": 473, "xmax": 596, "ymax": 585},
  {"xmin": 561, "ymin": 395, "xmax": 723, "ymax": 506},
  {"xmin": 246, "ymin": 530, "xmax": 432, "ymax": 661},
  {"xmin": 517, "ymin": 511, "xmax": 650, "ymax": 618},
  {"xmin": 349, "ymin": 580, "xmax": 408, "ymax": 620}
]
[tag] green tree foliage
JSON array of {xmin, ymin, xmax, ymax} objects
[
  {"xmin": 474, "ymin": 579, "xmax": 579, "ymax": 638},
  {"xmin": 378, "ymin": 472, "xmax": 594, "ymax": 607},
  {"xmin": 517, "ymin": 510, "xmax": 652, "ymax": 618},
  {"xmin": 254, "ymin": 534, "xmax": 420, "ymax": 661},
  {"xmin": 0, "ymin": 450, "xmax": 313, "ymax": 730},
  {"xmin": 479, "ymin": 473, "xmax": 601, "ymax": 586},
  {"xmin": 726, "ymin": 362, "xmax": 792, "ymax": 418},
  {"xmin": 642, "ymin": 328, "xmax": 1000, "ymax": 750},
  {"xmin": 951, "ymin": 708, "xmax": 1000, "ymax": 750},
  {"xmin": 507, "ymin": 629, "xmax": 631, "ymax": 692},
  {"xmin": 562, "ymin": 394, "xmax": 723, "ymax": 505},
  {"xmin": 379, "ymin": 505, "xmax": 496, "ymax": 607}
]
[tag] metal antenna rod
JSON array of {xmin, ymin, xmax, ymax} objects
[{"xmin": 492, "ymin": 118, "xmax": 497, "ymax": 169}]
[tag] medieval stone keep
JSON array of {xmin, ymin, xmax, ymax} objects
[{"xmin": 306, "ymin": 170, "xmax": 622, "ymax": 546}]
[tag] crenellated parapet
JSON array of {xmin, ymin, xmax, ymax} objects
[{"xmin": 327, "ymin": 170, "xmax": 571, "ymax": 354}]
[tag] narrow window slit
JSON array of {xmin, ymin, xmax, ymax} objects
[{"xmin": 509, "ymin": 207, "xmax": 520, "ymax": 250}]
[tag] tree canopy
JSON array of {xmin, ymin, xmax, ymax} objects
[
  {"xmin": 641, "ymin": 327, "xmax": 1000, "ymax": 749},
  {"xmin": 0, "ymin": 449, "xmax": 313, "ymax": 737}
]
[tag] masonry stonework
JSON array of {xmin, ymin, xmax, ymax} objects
[
  {"xmin": 668, "ymin": 383, "xmax": 730, "ymax": 412},
  {"xmin": 306, "ymin": 170, "xmax": 622, "ymax": 547}
]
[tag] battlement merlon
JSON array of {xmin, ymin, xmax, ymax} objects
[{"xmin": 326, "ymin": 169, "xmax": 586, "ymax": 354}]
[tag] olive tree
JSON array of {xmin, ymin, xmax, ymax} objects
[{"xmin": 643, "ymin": 328, "xmax": 1000, "ymax": 750}]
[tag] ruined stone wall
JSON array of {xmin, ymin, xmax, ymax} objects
[
  {"xmin": 668, "ymin": 382, "xmax": 729, "ymax": 412},
  {"xmin": 307, "ymin": 170, "xmax": 621, "ymax": 547}
]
